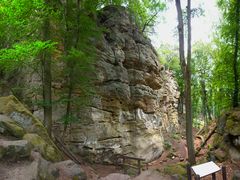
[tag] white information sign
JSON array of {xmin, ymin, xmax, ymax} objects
[{"xmin": 191, "ymin": 161, "xmax": 221, "ymax": 178}]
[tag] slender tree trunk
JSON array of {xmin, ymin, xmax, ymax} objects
[
  {"xmin": 175, "ymin": 0, "xmax": 196, "ymax": 165},
  {"xmin": 64, "ymin": 69, "xmax": 73, "ymax": 134},
  {"xmin": 233, "ymin": 0, "xmax": 240, "ymax": 107},
  {"xmin": 200, "ymin": 80, "xmax": 212, "ymax": 122},
  {"xmin": 42, "ymin": 0, "xmax": 52, "ymax": 137},
  {"xmin": 186, "ymin": 0, "xmax": 196, "ymax": 165},
  {"xmin": 175, "ymin": 0, "xmax": 186, "ymax": 72},
  {"xmin": 63, "ymin": 0, "xmax": 81, "ymax": 136},
  {"xmin": 178, "ymin": 92, "xmax": 184, "ymax": 115},
  {"xmin": 200, "ymin": 80, "xmax": 207, "ymax": 126}
]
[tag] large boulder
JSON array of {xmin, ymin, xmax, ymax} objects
[
  {"xmin": 30, "ymin": 151, "xmax": 87, "ymax": 180},
  {"xmin": 0, "ymin": 139, "xmax": 31, "ymax": 159},
  {"xmin": 0, "ymin": 115, "xmax": 25, "ymax": 138},
  {"xmin": 225, "ymin": 108, "xmax": 240, "ymax": 136},
  {"xmin": 212, "ymin": 108, "xmax": 240, "ymax": 161},
  {"xmin": 49, "ymin": 160, "xmax": 87, "ymax": 180},
  {"xmin": 23, "ymin": 133, "xmax": 60, "ymax": 162},
  {"xmin": 100, "ymin": 173, "xmax": 130, "ymax": 180},
  {"xmin": 0, "ymin": 95, "xmax": 62, "ymax": 162},
  {"xmin": 0, "ymin": 150, "xmax": 87, "ymax": 180}
]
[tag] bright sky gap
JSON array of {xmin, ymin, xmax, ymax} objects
[{"xmin": 150, "ymin": 0, "xmax": 221, "ymax": 48}]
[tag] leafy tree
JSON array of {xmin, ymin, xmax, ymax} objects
[
  {"xmin": 53, "ymin": 0, "xmax": 101, "ymax": 135},
  {"xmin": 0, "ymin": 0, "xmax": 57, "ymax": 135},
  {"xmin": 216, "ymin": 0, "xmax": 240, "ymax": 108},
  {"xmin": 99, "ymin": 0, "xmax": 166, "ymax": 33},
  {"xmin": 192, "ymin": 42, "xmax": 213, "ymax": 126}
]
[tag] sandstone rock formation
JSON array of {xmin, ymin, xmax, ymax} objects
[
  {"xmin": 0, "ymin": 95, "xmax": 62, "ymax": 162},
  {"xmin": 61, "ymin": 6, "xmax": 180, "ymax": 163},
  {"xmin": 0, "ymin": 95, "xmax": 87, "ymax": 180},
  {"xmin": 1, "ymin": 6, "xmax": 180, "ymax": 163}
]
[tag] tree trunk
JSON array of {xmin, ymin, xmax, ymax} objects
[
  {"xmin": 178, "ymin": 92, "xmax": 184, "ymax": 115},
  {"xmin": 186, "ymin": 0, "xmax": 196, "ymax": 165},
  {"xmin": 175, "ymin": 0, "xmax": 196, "ymax": 165},
  {"xmin": 42, "ymin": 0, "xmax": 52, "ymax": 137},
  {"xmin": 200, "ymin": 80, "xmax": 207, "ymax": 126},
  {"xmin": 64, "ymin": 67, "xmax": 74, "ymax": 135},
  {"xmin": 62, "ymin": 0, "xmax": 81, "ymax": 136},
  {"xmin": 233, "ymin": 0, "xmax": 240, "ymax": 107}
]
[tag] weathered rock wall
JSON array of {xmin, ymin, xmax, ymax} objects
[
  {"xmin": 1, "ymin": 6, "xmax": 180, "ymax": 163},
  {"xmin": 61, "ymin": 6, "xmax": 180, "ymax": 162}
]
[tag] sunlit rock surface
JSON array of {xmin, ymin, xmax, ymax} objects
[{"xmin": 63, "ymin": 6, "xmax": 180, "ymax": 162}]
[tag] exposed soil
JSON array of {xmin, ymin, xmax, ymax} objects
[
  {"xmin": 88, "ymin": 122, "xmax": 240, "ymax": 179},
  {"xmin": 0, "ymin": 159, "xmax": 33, "ymax": 180}
]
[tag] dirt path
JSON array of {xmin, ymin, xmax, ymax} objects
[
  {"xmin": 83, "ymin": 124, "xmax": 239, "ymax": 179},
  {"xmin": 0, "ymin": 160, "xmax": 36, "ymax": 180}
]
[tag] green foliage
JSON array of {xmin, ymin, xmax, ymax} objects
[
  {"xmin": 128, "ymin": 0, "xmax": 166, "ymax": 31},
  {"xmin": 164, "ymin": 141, "xmax": 172, "ymax": 150},
  {"xmin": 171, "ymin": 133, "xmax": 181, "ymax": 140},
  {"xmin": 211, "ymin": 37, "xmax": 234, "ymax": 114},
  {"xmin": 0, "ymin": 0, "xmax": 46, "ymax": 45},
  {"xmin": 211, "ymin": 0, "xmax": 240, "ymax": 114},
  {"xmin": 99, "ymin": 0, "xmax": 166, "ymax": 32},
  {"xmin": 192, "ymin": 118, "xmax": 204, "ymax": 129},
  {"xmin": 50, "ymin": 0, "xmax": 102, "ymax": 129},
  {"xmin": 163, "ymin": 162, "xmax": 187, "ymax": 177},
  {"xmin": 0, "ymin": 41, "xmax": 56, "ymax": 72},
  {"xmin": 191, "ymin": 42, "xmax": 214, "ymax": 119},
  {"xmin": 158, "ymin": 44, "xmax": 183, "ymax": 93}
]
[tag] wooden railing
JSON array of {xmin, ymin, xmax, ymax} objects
[{"xmin": 114, "ymin": 154, "xmax": 148, "ymax": 175}]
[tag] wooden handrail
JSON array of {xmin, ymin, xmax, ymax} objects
[
  {"xmin": 114, "ymin": 154, "xmax": 148, "ymax": 175},
  {"xmin": 115, "ymin": 154, "xmax": 145, "ymax": 161}
]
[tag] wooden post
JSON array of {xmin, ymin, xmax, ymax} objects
[
  {"xmin": 195, "ymin": 175, "xmax": 200, "ymax": 180},
  {"xmin": 212, "ymin": 173, "xmax": 216, "ymax": 180},
  {"xmin": 222, "ymin": 166, "xmax": 227, "ymax": 180},
  {"xmin": 146, "ymin": 162, "xmax": 149, "ymax": 170},
  {"xmin": 137, "ymin": 159, "xmax": 141, "ymax": 175},
  {"xmin": 187, "ymin": 164, "xmax": 192, "ymax": 180}
]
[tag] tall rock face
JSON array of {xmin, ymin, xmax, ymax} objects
[
  {"xmin": 63, "ymin": 6, "xmax": 180, "ymax": 162},
  {"xmin": 1, "ymin": 6, "xmax": 180, "ymax": 163}
]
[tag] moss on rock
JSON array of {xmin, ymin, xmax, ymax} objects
[
  {"xmin": 0, "ymin": 115, "xmax": 25, "ymax": 138},
  {"xmin": 0, "ymin": 96, "xmax": 63, "ymax": 162},
  {"xmin": 23, "ymin": 133, "xmax": 61, "ymax": 162},
  {"xmin": 0, "ymin": 146, "xmax": 5, "ymax": 159},
  {"xmin": 225, "ymin": 117, "xmax": 240, "ymax": 136},
  {"xmin": 212, "ymin": 133, "xmax": 224, "ymax": 149},
  {"xmin": 163, "ymin": 162, "xmax": 186, "ymax": 177},
  {"xmin": 0, "ymin": 140, "xmax": 31, "ymax": 160}
]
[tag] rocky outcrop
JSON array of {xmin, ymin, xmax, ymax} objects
[
  {"xmin": 60, "ymin": 6, "xmax": 180, "ymax": 163},
  {"xmin": 0, "ymin": 95, "xmax": 87, "ymax": 180},
  {"xmin": 212, "ymin": 108, "xmax": 240, "ymax": 162},
  {"xmin": 1, "ymin": 6, "xmax": 180, "ymax": 163},
  {"xmin": 0, "ymin": 95, "xmax": 62, "ymax": 162}
]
